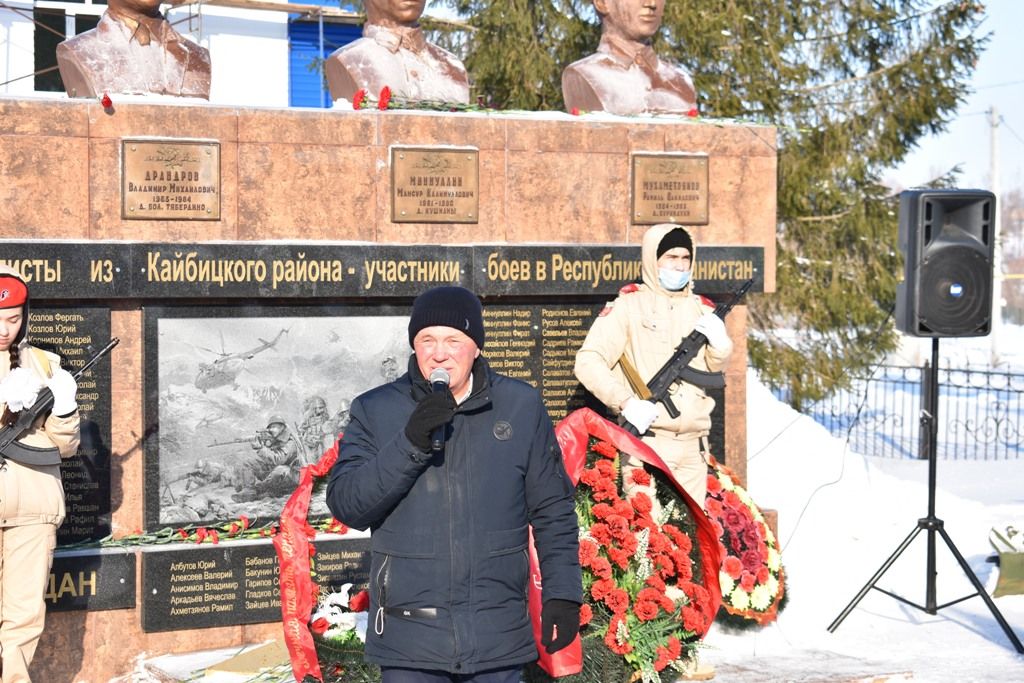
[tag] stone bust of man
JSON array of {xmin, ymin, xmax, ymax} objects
[
  {"xmin": 562, "ymin": 0, "xmax": 696, "ymax": 115},
  {"xmin": 56, "ymin": 0, "xmax": 211, "ymax": 99},
  {"xmin": 324, "ymin": 0, "xmax": 469, "ymax": 105}
]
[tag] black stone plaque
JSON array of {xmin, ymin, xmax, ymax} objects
[
  {"xmin": 471, "ymin": 245, "xmax": 763, "ymax": 298},
  {"xmin": 28, "ymin": 306, "xmax": 114, "ymax": 545},
  {"xmin": 46, "ymin": 548, "xmax": 136, "ymax": 612},
  {"xmin": 2, "ymin": 242, "xmax": 763, "ymax": 299},
  {"xmin": 141, "ymin": 537, "xmax": 370, "ymax": 632}
]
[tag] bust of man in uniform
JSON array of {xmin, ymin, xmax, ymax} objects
[
  {"xmin": 56, "ymin": 0, "xmax": 211, "ymax": 99},
  {"xmin": 562, "ymin": 0, "xmax": 695, "ymax": 115},
  {"xmin": 324, "ymin": 0, "xmax": 469, "ymax": 105}
]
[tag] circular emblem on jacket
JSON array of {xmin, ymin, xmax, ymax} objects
[{"xmin": 493, "ymin": 420, "xmax": 513, "ymax": 441}]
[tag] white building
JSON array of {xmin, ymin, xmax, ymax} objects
[{"xmin": 0, "ymin": 0, "xmax": 368, "ymax": 108}]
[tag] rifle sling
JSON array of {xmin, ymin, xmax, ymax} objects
[{"xmin": 0, "ymin": 436, "xmax": 62, "ymax": 466}]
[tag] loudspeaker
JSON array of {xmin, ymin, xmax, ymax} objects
[{"xmin": 895, "ymin": 189, "xmax": 996, "ymax": 337}]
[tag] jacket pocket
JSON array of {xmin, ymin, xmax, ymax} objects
[{"xmin": 370, "ymin": 528, "xmax": 439, "ymax": 612}]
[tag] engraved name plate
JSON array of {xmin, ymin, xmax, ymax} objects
[
  {"xmin": 631, "ymin": 153, "xmax": 709, "ymax": 225},
  {"xmin": 122, "ymin": 140, "xmax": 221, "ymax": 220},
  {"xmin": 391, "ymin": 147, "xmax": 479, "ymax": 223}
]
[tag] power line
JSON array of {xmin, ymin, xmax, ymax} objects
[{"xmin": 1001, "ymin": 117, "xmax": 1024, "ymax": 147}]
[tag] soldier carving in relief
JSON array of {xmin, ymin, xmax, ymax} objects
[
  {"xmin": 56, "ymin": 0, "xmax": 211, "ymax": 99},
  {"xmin": 324, "ymin": 0, "xmax": 470, "ymax": 105},
  {"xmin": 562, "ymin": 0, "xmax": 696, "ymax": 115}
]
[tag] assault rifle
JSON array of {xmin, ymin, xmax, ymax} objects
[
  {"xmin": 621, "ymin": 278, "xmax": 754, "ymax": 436},
  {"xmin": 0, "ymin": 338, "xmax": 120, "ymax": 466}
]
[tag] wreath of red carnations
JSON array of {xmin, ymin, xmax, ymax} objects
[
  {"xmin": 537, "ymin": 408, "xmax": 722, "ymax": 683},
  {"xmin": 705, "ymin": 460, "xmax": 785, "ymax": 626}
]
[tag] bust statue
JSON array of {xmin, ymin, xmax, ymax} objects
[
  {"xmin": 324, "ymin": 0, "xmax": 469, "ymax": 105},
  {"xmin": 56, "ymin": 0, "xmax": 211, "ymax": 99},
  {"xmin": 562, "ymin": 0, "xmax": 696, "ymax": 115}
]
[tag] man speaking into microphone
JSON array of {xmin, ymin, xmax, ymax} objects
[{"xmin": 326, "ymin": 286, "xmax": 582, "ymax": 683}]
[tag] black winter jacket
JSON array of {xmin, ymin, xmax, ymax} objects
[{"xmin": 326, "ymin": 356, "xmax": 582, "ymax": 674}]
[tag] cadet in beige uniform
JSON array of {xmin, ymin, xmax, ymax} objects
[
  {"xmin": 574, "ymin": 224, "xmax": 733, "ymax": 509},
  {"xmin": 0, "ymin": 266, "xmax": 80, "ymax": 683}
]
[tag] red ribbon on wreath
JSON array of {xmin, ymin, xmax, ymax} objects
[{"xmin": 275, "ymin": 441, "xmax": 340, "ymax": 682}]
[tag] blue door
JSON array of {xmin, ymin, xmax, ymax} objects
[{"xmin": 288, "ymin": 15, "xmax": 362, "ymax": 108}]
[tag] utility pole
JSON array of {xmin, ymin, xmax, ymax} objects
[{"xmin": 989, "ymin": 106, "xmax": 1002, "ymax": 365}]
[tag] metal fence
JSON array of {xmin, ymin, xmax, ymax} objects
[{"xmin": 772, "ymin": 365, "xmax": 1024, "ymax": 460}]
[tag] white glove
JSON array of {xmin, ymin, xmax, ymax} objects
[
  {"xmin": 0, "ymin": 367, "xmax": 44, "ymax": 412},
  {"xmin": 621, "ymin": 398, "xmax": 659, "ymax": 434},
  {"xmin": 694, "ymin": 313, "xmax": 730, "ymax": 350},
  {"xmin": 47, "ymin": 367, "xmax": 78, "ymax": 415}
]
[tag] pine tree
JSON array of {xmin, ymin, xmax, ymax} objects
[{"xmin": 440, "ymin": 0, "xmax": 987, "ymax": 407}]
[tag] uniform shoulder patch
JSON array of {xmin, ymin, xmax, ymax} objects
[{"xmin": 698, "ymin": 295, "xmax": 715, "ymax": 309}]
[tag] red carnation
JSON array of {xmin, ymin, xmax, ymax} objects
[
  {"xmin": 705, "ymin": 497, "xmax": 724, "ymax": 517},
  {"xmin": 579, "ymin": 538, "xmax": 600, "ymax": 566},
  {"xmin": 687, "ymin": 107, "xmax": 699, "ymax": 117},
  {"xmin": 570, "ymin": 107, "xmax": 580, "ymax": 116},
  {"xmin": 740, "ymin": 571, "xmax": 756, "ymax": 592},
  {"xmin": 591, "ymin": 578, "xmax": 615, "ymax": 601},
  {"xmin": 310, "ymin": 617, "xmax": 329, "ymax": 635},
  {"xmin": 209, "ymin": 530, "xmax": 220, "ymax": 545},
  {"xmin": 579, "ymin": 602, "xmax": 593, "ymax": 626},
  {"xmin": 591, "ymin": 556, "xmax": 613, "ymax": 579},
  {"xmin": 378, "ymin": 85, "xmax": 392, "ymax": 110},
  {"xmin": 352, "ymin": 89, "xmax": 366, "ymax": 110},
  {"xmin": 605, "ymin": 588, "xmax": 630, "ymax": 615},
  {"xmin": 100, "ymin": 93, "xmax": 112, "ymax": 109},
  {"xmin": 756, "ymin": 566, "xmax": 771, "ymax": 584},
  {"xmin": 631, "ymin": 492, "xmax": 653, "ymax": 515},
  {"xmin": 634, "ymin": 600, "xmax": 659, "ymax": 621},
  {"xmin": 592, "ymin": 440, "xmax": 618, "ymax": 459},
  {"xmin": 706, "ymin": 474, "xmax": 722, "ymax": 494},
  {"xmin": 349, "ymin": 589, "xmax": 370, "ymax": 612},
  {"xmin": 607, "ymin": 546, "xmax": 631, "ymax": 570},
  {"xmin": 741, "ymin": 548, "xmax": 764, "ymax": 573},
  {"xmin": 240, "ymin": 515, "xmax": 250, "ymax": 530},
  {"xmin": 630, "ymin": 468, "xmax": 651, "ymax": 486},
  {"xmin": 723, "ymin": 555, "xmax": 743, "ymax": 580}
]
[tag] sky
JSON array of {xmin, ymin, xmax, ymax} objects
[
  {"xmin": 424, "ymin": 0, "xmax": 1023, "ymax": 197},
  {"xmin": 888, "ymin": 0, "xmax": 1024, "ymax": 195},
  {"xmin": 703, "ymin": 333, "xmax": 1024, "ymax": 681}
]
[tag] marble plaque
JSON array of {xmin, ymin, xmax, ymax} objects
[
  {"xmin": 391, "ymin": 147, "xmax": 479, "ymax": 223},
  {"xmin": 631, "ymin": 153, "xmax": 709, "ymax": 225},
  {"xmin": 122, "ymin": 140, "xmax": 221, "ymax": 220},
  {"xmin": 46, "ymin": 548, "xmax": 136, "ymax": 612}
]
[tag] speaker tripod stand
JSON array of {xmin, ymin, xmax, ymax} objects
[{"xmin": 827, "ymin": 337, "xmax": 1023, "ymax": 653}]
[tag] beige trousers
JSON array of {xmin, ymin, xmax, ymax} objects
[
  {"xmin": 623, "ymin": 432, "xmax": 708, "ymax": 511},
  {"xmin": 0, "ymin": 524, "xmax": 56, "ymax": 683}
]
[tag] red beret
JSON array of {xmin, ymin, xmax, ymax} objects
[{"xmin": 0, "ymin": 275, "xmax": 27, "ymax": 309}]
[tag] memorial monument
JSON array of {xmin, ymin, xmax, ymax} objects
[
  {"xmin": 562, "ymin": 0, "xmax": 696, "ymax": 115},
  {"xmin": 324, "ymin": 0, "xmax": 470, "ymax": 104},
  {"xmin": 55, "ymin": 0, "xmax": 211, "ymax": 99}
]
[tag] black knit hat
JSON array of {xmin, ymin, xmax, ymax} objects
[
  {"xmin": 656, "ymin": 227, "xmax": 694, "ymax": 259},
  {"xmin": 408, "ymin": 286, "xmax": 485, "ymax": 349}
]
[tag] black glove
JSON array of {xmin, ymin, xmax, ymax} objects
[
  {"xmin": 541, "ymin": 599, "xmax": 580, "ymax": 654},
  {"xmin": 404, "ymin": 390, "xmax": 456, "ymax": 452}
]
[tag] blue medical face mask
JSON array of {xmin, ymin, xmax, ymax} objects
[{"xmin": 658, "ymin": 268, "xmax": 691, "ymax": 291}]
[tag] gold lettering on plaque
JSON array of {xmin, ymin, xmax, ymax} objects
[
  {"xmin": 631, "ymin": 153, "xmax": 709, "ymax": 225},
  {"xmin": 122, "ymin": 140, "xmax": 221, "ymax": 220},
  {"xmin": 391, "ymin": 147, "xmax": 479, "ymax": 223}
]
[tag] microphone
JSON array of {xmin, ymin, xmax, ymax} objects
[{"xmin": 428, "ymin": 368, "xmax": 451, "ymax": 453}]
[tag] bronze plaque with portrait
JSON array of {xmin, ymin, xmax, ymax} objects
[
  {"xmin": 391, "ymin": 147, "xmax": 479, "ymax": 223},
  {"xmin": 631, "ymin": 153, "xmax": 709, "ymax": 225},
  {"xmin": 122, "ymin": 140, "xmax": 221, "ymax": 220}
]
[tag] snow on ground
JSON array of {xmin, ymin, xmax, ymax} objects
[{"xmin": 702, "ymin": 359, "xmax": 1024, "ymax": 681}]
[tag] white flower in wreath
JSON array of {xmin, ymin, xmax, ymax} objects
[
  {"xmin": 765, "ymin": 575, "xmax": 779, "ymax": 598},
  {"xmin": 311, "ymin": 583, "xmax": 368, "ymax": 643},
  {"xmin": 719, "ymin": 571, "xmax": 735, "ymax": 595},
  {"xmin": 749, "ymin": 584, "xmax": 774, "ymax": 611},
  {"xmin": 729, "ymin": 586, "xmax": 750, "ymax": 610},
  {"xmin": 767, "ymin": 546, "xmax": 781, "ymax": 572}
]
